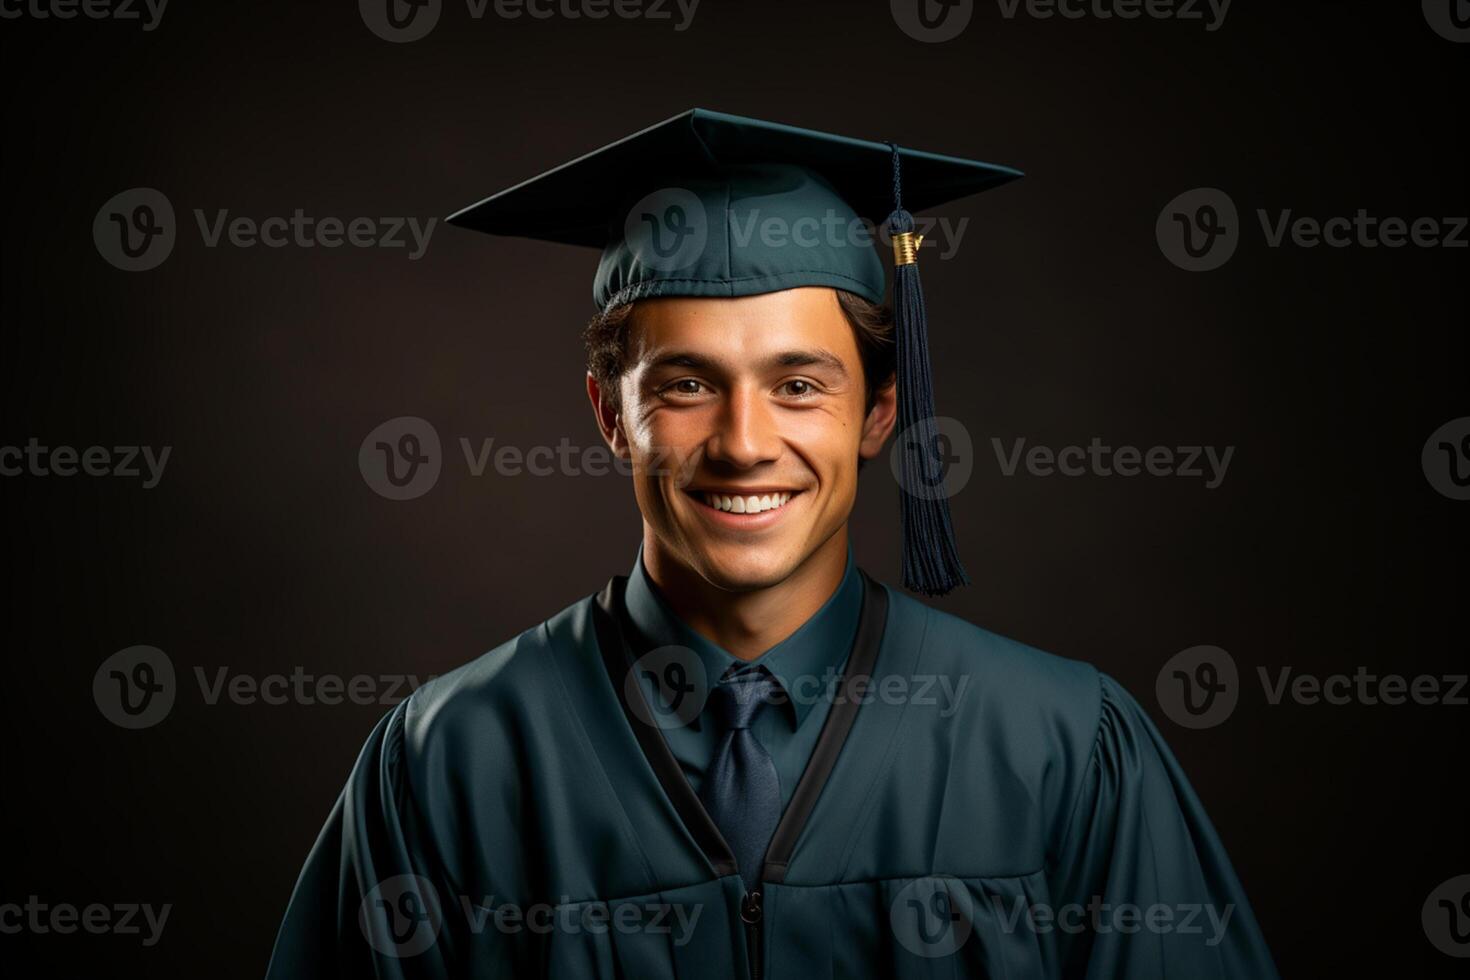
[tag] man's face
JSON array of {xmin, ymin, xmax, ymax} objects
[{"xmin": 589, "ymin": 287, "xmax": 896, "ymax": 592}]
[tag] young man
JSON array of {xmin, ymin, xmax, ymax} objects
[{"xmin": 267, "ymin": 110, "xmax": 1279, "ymax": 979}]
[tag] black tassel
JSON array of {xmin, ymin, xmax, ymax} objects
[{"xmin": 885, "ymin": 142, "xmax": 969, "ymax": 597}]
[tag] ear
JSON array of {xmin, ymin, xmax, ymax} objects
[
  {"xmin": 586, "ymin": 373, "xmax": 631, "ymax": 459},
  {"xmin": 858, "ymin": 375, "xmax": 899, "ymax": 460}
]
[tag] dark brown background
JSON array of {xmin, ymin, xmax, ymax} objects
[{"xmin": 1, "ymin": 0, "xmax": 1466, "ymax": 975}]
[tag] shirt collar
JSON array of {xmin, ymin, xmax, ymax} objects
[{"xmin": 623, "ymin": 545, "xmax": 863, "ymax": 728}]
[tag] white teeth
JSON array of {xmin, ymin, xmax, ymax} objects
[{"xmin": 702, "ymin": 491, "xmax": 797, "ymax": 514}]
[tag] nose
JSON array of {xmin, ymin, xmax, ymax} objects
[{"xmin": 704, "ymin": 383, "xmax": 782, "ymax": 469}]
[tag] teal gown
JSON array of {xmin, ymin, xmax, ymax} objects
[{"xmin": 267, "ymin": 567, "xmax": 1281, "ymax": 979}]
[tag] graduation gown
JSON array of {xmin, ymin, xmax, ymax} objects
[{"xmin": 267, "ymin": 571, "xmax": 1280, "ymax": 979}]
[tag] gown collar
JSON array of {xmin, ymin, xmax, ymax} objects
[
  {"xmin": 623, "ymin": 544, "xmax": 863, "ymax": 728},
  {"xmin": 592, "ymin": 567, "xmax": 889, "ymax": 886}
]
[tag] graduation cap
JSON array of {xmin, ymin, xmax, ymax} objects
[{"xmin": 448, "ymin": 109, "xmax": 1021, "ymax": 596}]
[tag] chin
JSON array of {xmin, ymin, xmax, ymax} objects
[{"xmin": 684, "ymin": 542, "xmax": 806, "ymax": 593}]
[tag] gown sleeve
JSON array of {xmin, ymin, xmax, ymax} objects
[
  {"xmin": 1045, "ymin": 672, "xmax": 1281, "ymax": 980},
  {"xmin": 266, "ymin": 700, "xmax": 463, "ymax": 979}
]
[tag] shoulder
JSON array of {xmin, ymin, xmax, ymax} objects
[
  {"xmin": 876, "ymin": 580, "xmax": 1108, "ymax": 739},
  {"xmin": 870, "ymin": 580, "xmax": 1170, "ymax": 812},
  {"xmin": 392, "ymin": 589, "xmax": 603, "ymax": 761},
  {"xmin": 869, "ymin": 580, "xmax": 1162, "ymax": 858}
]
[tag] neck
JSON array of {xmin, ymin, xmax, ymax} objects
[{"xmin": 642, "ymin": 529, "xmax": 850, "ymax": 661}]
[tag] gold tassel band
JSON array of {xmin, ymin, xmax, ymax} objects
[{"xmin": 892, "ymin": 231, "xmax": 924, "ymax": 266}]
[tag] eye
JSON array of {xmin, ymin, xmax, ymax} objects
[
  {"xmin": 660, "ymin": 378, "xmax": 709, "ymax": 399},
  {"xmin": 777, "ymin": 378, "xmax": 820, "ymax": 399}
]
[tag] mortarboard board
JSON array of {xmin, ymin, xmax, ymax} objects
[{"xmin": 448, "ymin": 109, "xmax": 1021, "ymax": 596}]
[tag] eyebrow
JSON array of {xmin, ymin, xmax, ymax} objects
[
  {"xmin": 645, "ymin": 348, "xmax": 850, "ymax": 378},
  {"xmin": 773, "ymin": 348, "xmax": 848, "ymax": 375}
]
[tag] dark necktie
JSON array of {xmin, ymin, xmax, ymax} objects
[{"xmin": 699, "ymin": 667, "xmax": 782, "ymax": 893}]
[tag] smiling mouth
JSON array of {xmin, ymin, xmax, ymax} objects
[{"xmin": 690, "ymin": 490, "xmax": 798, "ymax": 515}]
